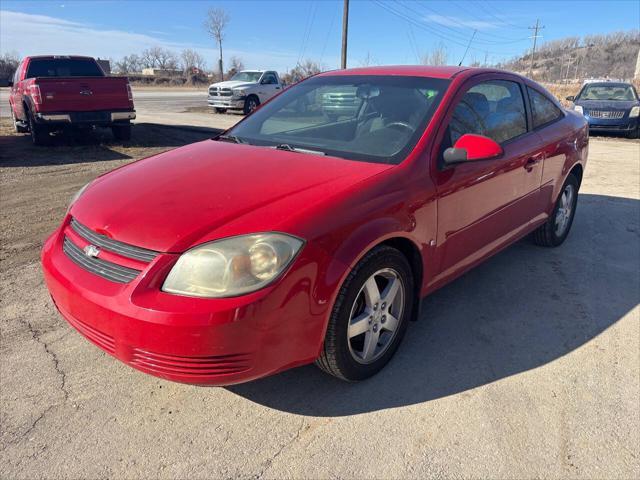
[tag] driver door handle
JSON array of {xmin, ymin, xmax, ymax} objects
[{"xmin": 524, "ymin": 155, "xmax": 543, "ymax": 172}]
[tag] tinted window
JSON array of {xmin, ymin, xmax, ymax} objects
[
  {"xmin": 262, "ymin": 73, "xmax": 278, "ymax": 85},
  {"xmin": 25, "ymin": 58, "xmax": 104, "ymax": 78},
  {"xmin": 450, "ymin": 80, "xmax": 527, "ymax": 144},
  {"xmin": 229, "ymin": 75, "xmax": 450, "ymax": 164},
  {"xmin": 528, "ymin": 87, "xmax": 563, "ymax": 128}
]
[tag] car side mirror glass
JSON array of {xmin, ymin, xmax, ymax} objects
[
  {"xmin": 566, "ymin": 95, "xmax": 575, "ymax": 101},
  {"xmin": 443, "ymin": 134, "xmax": 503, "ymax": 166}
]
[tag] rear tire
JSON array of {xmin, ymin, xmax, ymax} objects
[
  {"xmin": 243, "ymin": 95, "xmax": 260, "ymax": 115},
  {"xmin": 27, "ymin": 110, "xmax": 50, "ymax": 146},
  {"xmin": 533, "ymin": 173, "xmax": 579, "ymax": 247},
  {"xmin": 316, "ymin": 245, "xmax": 414, "ymax": 382},
  {"xmin": 112, "ymin": 123, "xmax": 132, "ymax": 141},
  {"xmin": 11, "ymin": 107, "xmax": 28, "ymax": 133}
]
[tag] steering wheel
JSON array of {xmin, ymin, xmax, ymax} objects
[{"xmin": 386, "ymin": 121, "xmax": 414, "ymax": 133}]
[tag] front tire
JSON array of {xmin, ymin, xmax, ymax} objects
[
  {"xmin": 243, "ymin": 95, "xmax": 260, "ymax": 115},
  {"xmin": 215, "ymin": 107, "xmax": 227, "ymax": 114},
  {"xmin": 316, "ymin": 245, "xmax": 414, "ymax": 382},
  {"xmin": 533, "ymin": 173, "xmax": 579, "ymax": 247},
  {"xmin": 627, "ymin": 127, "xmax": 639, "ymax": 139}
]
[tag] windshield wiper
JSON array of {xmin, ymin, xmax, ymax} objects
[
  {"xmin": 272, "ymin": 144, "xmax": 326, "ymax": 156},
  {"xmin": 214, "ymin": 134, "xmax": 246, "ymax": 144}
]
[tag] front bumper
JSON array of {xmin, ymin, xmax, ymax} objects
[
  {"xmin": 35, "ymin": 110, "xmax": 136, "ymax": 125},
  {"xmin": 207, "ymin": 96, "xmax": 245, "ymax": 109},
  {"xmin": 585, "ymin": 115, "xmax": 638, "ymax": 133},
  {"xmin": 41, "ymin": 220, "xmax": 333, "ymax": 385}
]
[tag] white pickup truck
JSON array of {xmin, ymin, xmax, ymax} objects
[{"xmin": 207, "ymin": 70, "xmax": 283, "ymax": 114}]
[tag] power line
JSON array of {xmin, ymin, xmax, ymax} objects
[
  {"xmin": 472, "ymin": 0, "xmax": 531, "ymax": 30},
  {"xmin": 371, "ymin": 0, "xmax": 521, "ymax": 58}
]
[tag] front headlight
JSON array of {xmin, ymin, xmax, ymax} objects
[
  {"xmin": 629, "ymin": 106, "xmax": 640, "ymax": 118},
  {"xmin": 67, "ymin": 182, "xmax": 91, "ymax": 212},
  {"xmin": 162, "ymin": 233, "xmax": 304, "ymax": 298},
  {"xmin": 232, "ymin": 89, "xmax": 247, "ymax": 98},
  {"xmin": 574, "ymin": 105, "xmax": 584, "ymax": 115}
]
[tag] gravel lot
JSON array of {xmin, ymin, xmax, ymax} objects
[{"xmin": 1, "ymin": 117, "xmax": 638, "ymax": 479}]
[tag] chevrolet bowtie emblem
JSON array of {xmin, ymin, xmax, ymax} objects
[{"xmin": 83, "ymin": 244, "xmax": 100, "ymax": 258}]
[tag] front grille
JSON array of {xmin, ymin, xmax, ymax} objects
[
  {"xmin": 208, "ymin": 87, "xmax": 232, "ymax": 97},
  {"xmin": 70, "ymin": 218, "xmax": 158, "ymax": 262},
  {"xmin": 130, "ymin": 349, "xmax": 251, "ymax": 377},
  {"xmin": 588, "ymin": 110, "xmax": 624, "ymax": 119},
  {"xmin": 63, "ymin": 236, "xmax": 141, "ymax": 283}
]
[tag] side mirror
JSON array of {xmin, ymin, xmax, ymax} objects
[
  {"xmin": 566, "ymin": 95, "xmax": 575, "ymax": 101},
  {"xmin": 443, "ymin": 134, "xmax": 503, "ymax": 166}
]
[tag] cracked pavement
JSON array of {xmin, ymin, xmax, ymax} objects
[{"xmin": 1, "ymin": 118, "xmax": 639, "ymax": 479}]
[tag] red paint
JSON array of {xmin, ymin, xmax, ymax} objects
[
  {"xmin": 9, "ymin": 55, "xmax": 134, "ymax": 125},
  {"xmin": 454, "ymin": 134, "xmax": 503, "ymax": 160},
  {"xmin": 41, "ymin": 66, "xmax": 588, "ymax": 385}
]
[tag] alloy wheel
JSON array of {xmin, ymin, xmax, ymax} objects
[
  {"xmin": 347, "ymin": 268, "xmax": 405, "ymax": 364},
  {"xmin": 555, "ymin": 184, "xmax": 575, "ymax": 237}
]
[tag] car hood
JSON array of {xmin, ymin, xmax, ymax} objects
[
  {"xmin": 71, "ymin": 141, "xmax": 392, "ymax": 252},
  {"xmin": 575, "ymin": 99, "xmax": 638, "ymax": 110},
  {"xmin": 208, "ymin": 80, "xmax": 256, "ymax": 89}
]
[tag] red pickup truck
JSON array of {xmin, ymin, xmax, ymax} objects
[{"xmin": 9, "ymin": 55, "xmax": 135, "ymax": 145}]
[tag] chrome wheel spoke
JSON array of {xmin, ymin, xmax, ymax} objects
[
  {"xmin": 383, "ymin": 313, "xmax": 399, "ymax": 332},
  {"xmin": 348, "ymin": 312, "xmax": 370, "ymax": 339},
  {"xmin": 380, "ymin": 277, "xmax": 400, "ymax": 306},
  {"xmin": 363, "ymin": 277, "xmax": 381, "ymax": 308},
  {"xmin": 361, "ymin": 329, "xmax": 380, "ymax": 361}
]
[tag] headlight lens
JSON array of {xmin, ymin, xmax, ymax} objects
[
  {"xmin": 67, "ymin": 182, "xmax": 90, "ymax": 212},
  {"xmin": 574, "ymin": 105, "xmax": 584, "ymax": 115},
  {"xmin": 162, "ymin": 233, "xmax": 304, "ymax": 298},
  {"xmin": 629, "ymin": 106, "xmax": 640, "ymax": 118},
  {"xmin": 232, "ymin": 89, "xmax": 247, "ymax": 98}
]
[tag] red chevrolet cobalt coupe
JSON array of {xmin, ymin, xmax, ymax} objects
[{"xmin": 42, "ymin": 67, "xmax": 588, "ymax": 385}]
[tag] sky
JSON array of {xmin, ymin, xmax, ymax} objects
[{"xmin": 1, "ymin": 0, "xmax": 639, "ymax": 72}]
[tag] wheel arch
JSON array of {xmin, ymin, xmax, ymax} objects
[{"xmin": 569, "ymin": 163, "xmax": 583, "ymax": 188}]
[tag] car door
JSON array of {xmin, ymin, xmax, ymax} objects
[
  {"xmin": 430, "ymin": 75, "xmax": 545, "ymax": 283},
  {"xmin": 257, "ymin": 72, "xmax": 280, "ymax": 103},
  {"xmin": 10, "ymin": 60, "xmax": 25, "ymax": 120}
]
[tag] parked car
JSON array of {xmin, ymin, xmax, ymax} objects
[
  {"xmin": 207, "ymin": 70, "xmax": 282, "ymax": 115},
  {"xmin": 568, "ymin": 81, "xmax": 639, "ymax": 138},
  {"xmin": 42, "ymin": 66, "xmax": 588, "ymax": 385},
  {"xmin": 9, "ymin": 55, "xmax": 135, "ymax": 145}
]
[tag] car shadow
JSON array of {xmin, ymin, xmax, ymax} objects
[
  {"xmin": 0, "ymin": 123, "xmax": 222, "ymax": 167},
  {"xmin": 228, "ymin": 193, "xmax": 639, "ymax": 416}
]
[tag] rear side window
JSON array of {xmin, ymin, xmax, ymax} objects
[
  {"xmin": 449, "ymin": 80, "xmax": 527, "ymax": 144},
  {"xmin": 528, "ymin": 87, "xmax": 563, "ymax": 128},
  {"xmin": 25, "ymin": 58, "xmax": 104, "ymax": 79}
]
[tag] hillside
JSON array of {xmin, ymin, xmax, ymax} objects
[{"xmin": 498, "ymin": 30, "xmax": 639, "ymax": 82}]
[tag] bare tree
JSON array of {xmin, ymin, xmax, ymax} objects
[
  {"xmin": 141, "ymin": 47, "xmax": 179, "ymax": 71},
  {"xmin": 181, "ymin": 49, "xmax": 206, "ymax": 73},
  {"xmin": 114, "ymin": 54, "xmax": 142, "ymax": 74},
  {"xmin": 226, "ymin": 56, "xmax": 244, "ymax": 79},
  {"xmin": 422, "ymin": 42, "xmax": 449, "ymax": 66},
  {"xmin": 281, "ymin": 59, "xmax": 322, "ymax": 84},
  {"xmin": 0, "ymin": 51, "xmax": 20, "ymax": 81},
  {"xmin": 203, "ymin": 7, "xmax": 230, "ymax": 81}
]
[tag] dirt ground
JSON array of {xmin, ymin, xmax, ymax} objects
[{"xmin": 1, "ymin": 119, "xmax": 638, "ymax": 479}]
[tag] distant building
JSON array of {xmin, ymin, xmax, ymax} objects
[
  {"xmin": 96, "ymin": 58, "xmax": 111, "ymax": 75},
  {"xmin": 141, "ymin": 68, "xmax": 183, "ymax": 77}
]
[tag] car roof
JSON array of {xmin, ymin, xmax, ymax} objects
[
  {"xmin": 318, "ymin": 65, "xmax": 507, "ymax": 80},
  {"xmin": 583, "ymin": 82, "xmax": 633, "ymax": 88},
  {"xmin": 26, "ymin": 55, "xmax": 95, "ymax": 60}
]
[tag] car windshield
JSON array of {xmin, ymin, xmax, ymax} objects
[
  {"xmin": 579, "ymin": 84, "xmax": 637, "ymax": 101},
  {"xmin": 227, "ymin": 75, "xmax": 449, "ymax": 164},
  {"xmin": 231, "ymin": 71, "xmax": 263, "ymax": 82},
  {"xmin": 25, "ymin": 58, "xmax": 104, "ymax": 78}
]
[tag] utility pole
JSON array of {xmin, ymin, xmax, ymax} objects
[
  {"xmin": 341, "ymin": 0, "xmax": 349, "ymax": 69},
  {"xmin": 528, "ymin": 19, "xmax": 544, "ymax": 78}
]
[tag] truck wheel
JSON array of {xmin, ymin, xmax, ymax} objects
[
  {"xmin": 215, "ymin": 108, "xmax": 227, "ymax": 114},
  {"xmin": 11, "ymin": 108, "xmax": 28, "ymax": 133},
  {"xmin": 27, "ymin": 111, "xmax": 50, "ymax": 146},
  {"xmin": 533, "ymin": 173, "xmax": 579, "ymax": 247},
  {"xmin": 112, "ymin": 123, "xmax": 132, "ymax": 141},
  {"xmin": 243, "ymin": 95, "xmax": 260, "ymax": 115},
  {"xmin": 316, "ymin": 245, "xmax": 414, "ymax": 382}
]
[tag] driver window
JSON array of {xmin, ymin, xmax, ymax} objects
[
  {"xmin": 449, "ymin": 80, "xmax": 527, "ymax": 145},
  {"xmin": 262, "ymin": 73, "xmax": 277, "ymax": 85}
]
